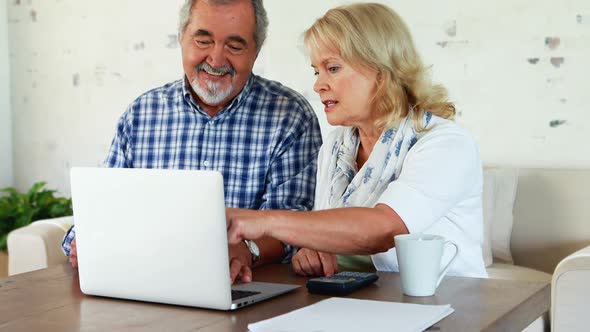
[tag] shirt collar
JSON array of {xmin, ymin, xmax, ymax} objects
[{"xmin": 182, "ymin": 75, "xmax": 255, "ymax": 117}]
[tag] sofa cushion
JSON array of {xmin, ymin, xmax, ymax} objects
[
  {"xmin": 486, "ymin": 262, "xmax": 551, "ymax": 282},
  {"xmin": 7, "ymin": 216, "xmax": 73, "ymax": 275},
  {"xmin": 482, "ymin": 168, "xmax": 518, "ymax": 266},
  {"xmin": 482, "ymin": 171, "xmax": 495, "ymax": 266}
]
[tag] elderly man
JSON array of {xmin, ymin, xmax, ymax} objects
[{"xmin": 62, "ymin": 0, "xmax": 322, "ymax": 284}]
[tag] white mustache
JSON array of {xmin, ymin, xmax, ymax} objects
[{"xmin": 197, "ymin": 63, "xmax": 235, "ymax": 76}]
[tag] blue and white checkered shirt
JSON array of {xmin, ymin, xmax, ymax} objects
[{"xmin": 62, "ymin": 74, "xmax": 323, "ymax": 261}]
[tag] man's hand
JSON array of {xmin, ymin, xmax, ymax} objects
[
  {"xmin": 292, "ymin": 248, "xmax": 338, "ymax": 277},
  {"xmin": 228, "ymin": 241, "xmax": 253, "ymax": 284},
  {"xmin": 69, "ymin": 238, "xmax": 78, "ymax": 268}
]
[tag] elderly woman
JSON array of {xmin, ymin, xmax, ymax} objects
[{"xmin": 227, "ymin": 2, "xmax": 487, "ymax": 280}]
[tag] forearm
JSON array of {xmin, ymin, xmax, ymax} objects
[{"xmin": 265, "ymin": 204, "xmax": 408, "ymax": 255}]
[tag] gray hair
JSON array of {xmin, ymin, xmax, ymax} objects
[{"xmin": 178, "ymin": 0, "xmax": 268, "ymax": 52}]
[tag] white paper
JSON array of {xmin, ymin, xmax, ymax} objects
[{"xmin": 248, "ymin": 297, "xmax": 454, "ymax": 332}]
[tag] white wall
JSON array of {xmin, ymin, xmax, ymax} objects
[
  {"xmin": 6, "ymin": 0, "xmax": 590, "ymax": 195},
  {"xmin": 8, "ymin": 1, "xmax": 184, "ymax": 194},
  {"xmin": 262, "ymin": 0, "xmax": 590, "ymax": 168},
  {"xmin": 0, "ymin": 0, "xmax": 13, "ymax": 188}
]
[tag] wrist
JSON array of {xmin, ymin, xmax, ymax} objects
[
  {"xmin": 266, "ymin": 209, "xmax": 295, "ymax": 244},
  {"xmin": 265, "ymin": 209, "xmax": 288, "ymax": 239},
  {"xmin": 243, "ymin": 239, "xmax": 260, "ymax": 266}
]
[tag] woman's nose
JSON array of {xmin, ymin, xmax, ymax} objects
[{"xmin": 313, "ymin": 74, "xmax": 328, "ymax": 93}]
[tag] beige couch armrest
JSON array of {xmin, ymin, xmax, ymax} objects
[
  {"xmin": 7, "ymin": 216, "xmax": 74, "ymax": 275},
  {"xmin": 551, "ymin": 244, "xmax": 590, "ymax": 332}
]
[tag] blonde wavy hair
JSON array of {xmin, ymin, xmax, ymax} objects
[{"xmin": 303, "ymin": 3, "xmax": 455, "ymax": 131}]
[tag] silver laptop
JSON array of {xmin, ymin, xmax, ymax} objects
[{"xmin": 70, "ymin": 167, "xmax": 299, "ymax": 310}]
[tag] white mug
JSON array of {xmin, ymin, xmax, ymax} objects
[{"xmin": 394, "ymin": 233, "xmax": 459, "ymax": 297}]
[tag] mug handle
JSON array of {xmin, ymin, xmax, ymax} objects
[{"xmin": 435, "ymin": 241, "xmax": 459, "ymax": 287}]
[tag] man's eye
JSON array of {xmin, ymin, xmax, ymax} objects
[
  {"xmin": 227, "ymin": 44, "xmax": 245, "ymax": 54},
  {"xmin": 195, "ymin": 40, "xmax": 212, "ymax": 47}
]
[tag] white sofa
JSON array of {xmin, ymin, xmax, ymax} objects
[
  {"xmin": 481, "ymin": 168, "xmax": 590, "ymax": 331},
  {"xmin": 7, "ymin": 216, "xmax": 73, "ymax": 275},
  {"xmin": 6, "ymin": 168, "xmax": 590, "ymax": 331}
]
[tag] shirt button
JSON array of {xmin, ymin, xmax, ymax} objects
[{"xmin": 203, "ymin": 160, "xmax": 210, "ymax": 167}]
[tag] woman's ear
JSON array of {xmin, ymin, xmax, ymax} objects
[
  {"xmin": 375, "ymin": 71, "xmax": 386, "ymax": 88},
  {"xmin": 376, "ymin": 71, "xmax": 385, "ymax": 85}
]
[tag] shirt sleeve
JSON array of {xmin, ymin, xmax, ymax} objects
[
  {"xmin": 258, "ymin": 101, "xmax": 323, "ymax": 263},
  {"xmin": 259, "ymin": 103, "xmax": 323, "ymax": 212},
  {"xmin": 376, "ymin": 127, "xmax": 481, "ymax": 234},
  {"xmin": 61, "ymin": 225, "xmax": 76, "ymax": 256},
  {"xmin": 104, "ymin": 108, "xmax": 132, "ymax": 168}
]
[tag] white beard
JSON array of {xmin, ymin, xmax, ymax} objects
[{"xmin": 191, "ymin": 77, "xmax": 234, "ymax": 106}]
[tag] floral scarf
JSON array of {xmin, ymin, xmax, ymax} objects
[{"xmin": 316, "ymin": 112, "xmax": 432, "ymax": 211}]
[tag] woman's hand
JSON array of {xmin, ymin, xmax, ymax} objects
[
  {"xmin": 226, "ymin": 208, "xmax": 270, "ymax": 245},
  {"xmin": 292, "ymin": 248, "xmax": 338, "ymax": 277}
]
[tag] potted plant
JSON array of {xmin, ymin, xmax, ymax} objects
[{"xmin": 0, "ymin": 182, "xmax": 73, "ymax": 276}]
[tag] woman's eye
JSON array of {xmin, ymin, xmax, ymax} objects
[
  {"xmin": 313, "ymin": 71, "xmax": 319, "ymax": 76},
  {"xmin": 328, "ymin": 66, "xmax": 340, "ymax": 73}
]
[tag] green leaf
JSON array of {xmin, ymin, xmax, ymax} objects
[
  {"xmin": 0, "ymin": 233, "xmax": 7, "ymax": 251},
  {"xmin": 26, "ymin": 182, "xmax": 47, "ymax": 196},
  {"xmin": 0, "ymin": 187, "xmax": 18, "ymax": 195},
  {"xmin": 15, "ymin": 210, "xmax": 35, "ymax": 228},
  {"xmin": 35, "ymin": 191, "xmax": 54, "ymax": 206},
  {"xmin": 0, "ymin": 182, "xmax": 73, "ymax": 246}
]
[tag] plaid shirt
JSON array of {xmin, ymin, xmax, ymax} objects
[{"xmin": 62, "ymin": 74, "xmax": 323, "ymax": 261}]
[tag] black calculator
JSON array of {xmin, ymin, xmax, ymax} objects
[{"xmin": 306, "ymin": 271, "xmax": 379, "ymax": 295}]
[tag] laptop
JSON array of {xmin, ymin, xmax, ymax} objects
[{"xmin": 70, "ymin": 167, "xmax": 299, "ymax": 310}]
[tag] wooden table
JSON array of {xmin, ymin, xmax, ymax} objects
[
  {"xmin": 0, "ymin": 263, "xmax": 549, "ymax": 331},
  {"xmin": 0, "ymin": 251, "xmax": 7, "ymax": 279}
]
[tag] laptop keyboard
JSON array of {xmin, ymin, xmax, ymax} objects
[{"xmin": 231, "ymin": 289, "xmax": 261, "ymax": 300}]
